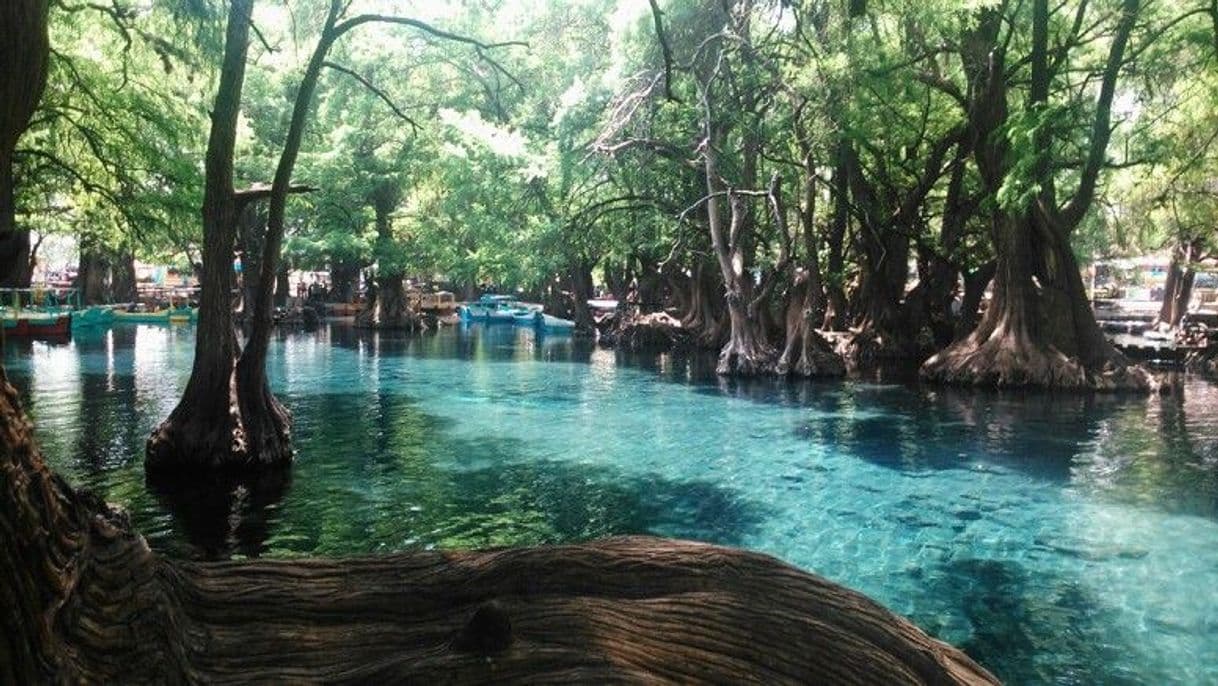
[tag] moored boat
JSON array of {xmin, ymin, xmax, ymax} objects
[
  {"xmin": 71, "ymin": 306, "xmax": 115, "ymax": 328},
  {"xmin": 531, "ymin": 312, "xmax": 576, "ymax": 331},
  {"xmin": 1, "ymin": 311, "xmax": 72, "ymax": 338},
  {"xmin": 112, "ymin": 306, "xmax": 197, "ymax": 324},
  {"xmin": 459, "ymin": 295, "xmax": 539, "ymax": 323}
]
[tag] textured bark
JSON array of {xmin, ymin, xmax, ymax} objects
[
  {"xmin": 679, "ymin": 260, "xmax": 727, "ymax": 348},
  {"xmin": 329, "ymin": 262, "xmax": 359, "ymax": 303},
  {"xmin": 2, "ymin": 372, "xmax": 997, "ymax": 684},
  {"xmin": 569, "ymin": 258, "xmax": 597, "ymax": 335},
  {"xmin": 111, "ymin": 248, "xmax": 136, "ymax": 303},
  {"xmin": 822, "ymin": 139, "xmax": 850, "ymax": 331},
  {"xmin": 1154, "ymin": 240, "xmax": 1199, "ymax": 330},
  {"xmin": 0, "ymin": 0, "xmax": 50, "ymax": 288},
  {"xmin": 355, "ymin": 184, "xmax": 420, "ymax": 331},
  {"xmin": 77, "ymin": 245, "xmax": 110, "ymax": 305},
  {"xmin": 921, "ymin": 0, "xmax": 1154, "ymax": 392},
  {"xmin": 777, "ymin": 273, "xmax": 846, "ymax": 378},
  {"xmin": 356, "ymin": 272, "xmax": 420, "ymax": 330},
  {"xmin": 956, "ymin": 261, "xmax": 995, "ymax": 339},
  {"xmin": 274, "ymin": 263, "xmax": 290, "ymax": 308},
  {"xmin": 238, "ymin": 203, "xmax": 266, "ymax": 329},
  {"xmin": 146, "ymin": 0, "xmax": 287, "ymax": 474},
  {"xmin": 713, "ymin": 192, "xmax": 778, "ymax": 376}
]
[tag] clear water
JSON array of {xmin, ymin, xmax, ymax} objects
[{"xmin": 4, "ymin": 323, "xmax": 1217, "ymax": 684}]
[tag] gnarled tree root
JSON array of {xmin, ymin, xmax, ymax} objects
[
  {"xmin": 3, "ymin": 373, "xmax": 996, "ymax": 684},
  {"xmin": 602, "ymin": 312, "xmax": 691, "ymax": 351},
  {"xmin": 921, "ymin": 332, "xmax": 1157, "ymax": 392}
]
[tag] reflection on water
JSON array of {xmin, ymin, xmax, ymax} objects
[{"xmin": 4, "ymin": 322, "xmax": 1218, "ymax": 684}]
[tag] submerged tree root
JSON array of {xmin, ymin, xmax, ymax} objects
[{"xmin": 2, "ymin": 372, "xmax": 997, "ymax": 685}]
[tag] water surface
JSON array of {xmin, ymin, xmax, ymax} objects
[{"xmin": 5, "ymin": 323, "xmax": 1217, "ymax": 684}]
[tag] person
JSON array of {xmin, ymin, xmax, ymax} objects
[{"xmin": 296, "ymin": 280, "xmax": 306, "ymax": 300}]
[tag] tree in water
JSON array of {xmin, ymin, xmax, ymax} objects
[
  {"xmin": 921, "ymin": 0, "xmax": 1156, "ymax": 391},
  {"xmin": 151, "ymin": 1, "xmax": 521, "ymax": 472},
  {"xmin": 356, "ymin": 180, "xmax": 421, "ymax": 330},
  {"xmin": 146, "ymin": 0, "xmax": 270, "ymax": 473}
]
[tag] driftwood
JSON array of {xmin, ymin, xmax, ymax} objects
[{"xmin": 1, "ymin": 370, "xmax": 997, "ymax": 684}]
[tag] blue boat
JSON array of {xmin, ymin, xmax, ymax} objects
[{"xmin": 459, "ymin": 295, "xmax": 541, "ymax": 324}]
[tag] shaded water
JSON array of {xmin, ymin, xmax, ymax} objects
[{"xmin": 4, "ymin": 323, "xmax": 1218, "ymax": 684}]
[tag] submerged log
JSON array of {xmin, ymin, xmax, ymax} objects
[{"xmin": 2, "ymin": 371, "xmax": 996, "ymax": 684}]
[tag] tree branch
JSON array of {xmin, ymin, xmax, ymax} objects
[
  {"xmin": 332, "ymin": 14, "xmax": 526, "ymax": 92},
  {"xmin": 322, "ymin": 61, "xmax": 419, "ymax": 131},
  {"xmin": 646, "ymin": 0, "xmax": 681, "ymax": 102},
  {"xmin": 1058, "ymin": 0, "xmax": 1140, "ymax": 229}
]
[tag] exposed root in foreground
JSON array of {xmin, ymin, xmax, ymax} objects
[{"xmin": 1, "ymin": 371, "xmax": 997, "ymax": 685}]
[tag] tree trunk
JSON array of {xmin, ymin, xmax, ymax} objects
[
  {"xmin": 356, "ymin": 272, "xmax": 419, "ymax": 330},
  {"xmin": 1154, "ymin": 240, "xmax": 1198, "ymax": 330},
  {"xmin": 355, "ymin": 186, "xmax": 420, "ymax": 331},
  {"xmin": 822, "ymin": 140, "xmax": 850, "ymax": 331},
  {"xmin": 274, "ymin": 262, "xmax": 290, "ymax": 308},
  {"xmin": 111, "ymin": 247, "xmax": 136, "ymax": 303},
  {"xmin": 957, "ymin": 260, "xmax": 994, "ymax": 339},
  {"xmin": 568, "ymin": 258, "xmax": 596, "ymax": 335},
  {"xmin": 677, "ymin": 260, "xmax": 725, "ymax": 348},
  {"xmin": 0, "ymin": 0, "xmax": 50, "ymax": 289},
  {"xmin": 922, "ymin": 0, "xmax": 1153, "ymax": 392},
  {"xmin": 77, "ymin": 245, "xmax": 110, "ymax": 305},
  {"xmin": 238, "ymin": 203, "xmax": 265, "ymax": 331},
  {"xmin": 2, "ymin": 369, "xmax": 998, "ymax": 684},
  {"xmin": 710, "ymin": 188, "xmax": 778, "ymax": 376},
  {"xmin": 146, "ymin": 0, "xmax": 280, "ymax": 474},
  {"xmin": 330, "ymin": 261, "xmax": 359, "ymax": 303},
  {"xmin": 777, "ymin": 272, "xmax": 846, "ymax": 377}
]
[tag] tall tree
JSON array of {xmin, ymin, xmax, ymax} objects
[
  {"xmin": 921, "ymin": 0, "xmax": 1156, "ymax": 390},
  {"xmin": 0, "ymin": 0, "xmax": 51, "ymax": 288},
  {"xmin": 146, "ymin": 0, "xmax": 259, "ymax": 473}
]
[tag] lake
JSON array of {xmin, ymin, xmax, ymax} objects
[{"xmin": 4, "ymin": 322, "xmax": 1217, "ymax": 684}]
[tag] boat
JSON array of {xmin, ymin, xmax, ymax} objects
[
  {"xmin": 71, "ymin": 306, "xmax": 115, "ymax": 328},
  {"xmin": 113, "ymin": 307, "xmax": 172, "ymax": 324},
  {"xmin": 510, "ymin": 303, "xmax": 546, "ymax": 324},
  {"xmin": 458, "ymin": 295, "xmax": 540, "ymax": 323},
  {"xmin": 530, "ymin": 312, "xmax": 576, "ymax": 331},
  {"xmin": 113, "ymin": 306, "xmax": 197, "ymax": 324},
  {"xmin": 1, "ymin": 311, "xmax": 72, "ymax": 338}
]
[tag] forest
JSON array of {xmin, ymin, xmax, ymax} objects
[
  {"xmin": 4, "ymin": 0, "xmax": 1216, "ymax": 389},
  {"xmin": 3, "ymin": 0, "xmax": 1218, "ymax": 682}
]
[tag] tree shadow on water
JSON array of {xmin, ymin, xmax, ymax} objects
[
  {"xmin": 914, "ymin": 556, "xmax": 1145, "ymax": 685},
  {"xmin": 145, "ymin": 389, "xmax": 769, "ymax": 561},
  {"xmin": 432, "ymin": 455, "xmax": 771, "ymax": 549}
]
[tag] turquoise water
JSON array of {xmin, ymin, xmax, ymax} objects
[{"xmin": 4, "ymin": 323, "xmax": 1217, "ymax": 684}]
